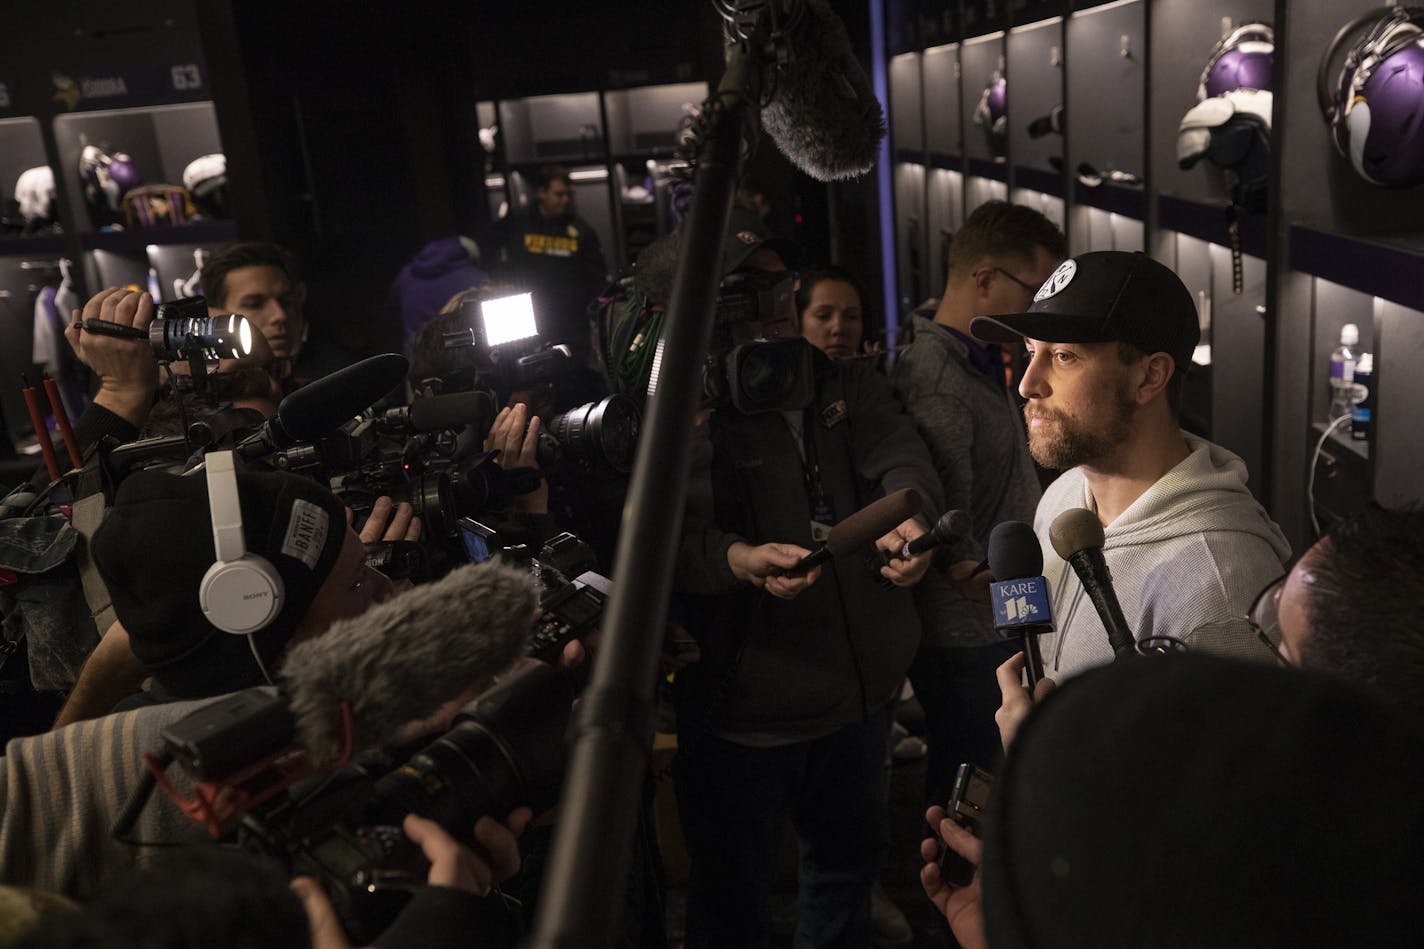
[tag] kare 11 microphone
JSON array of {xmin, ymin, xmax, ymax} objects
[
  {"xmin": 987, "ymin": 521, "xmax": 1053, "ymax": 687},
  {"xmin": 898, "ymin": 508, "xmax": 972, "ymax": 560},
  {"xmin": 238, "ymin": 352, "xmax": 409, "ymax": 455},
  {"xmin": 280, "ymin": 560, "xmax": 537, "ymax": 766},
  {"xmin": 780, "ymin": 487, "xmax": 921, "ymax": 577},
  {"xmin": 1049, "ymin": 508, "xmax": 1137, "ymax": 659},
  {"xmin": 721, "ymin": 0, "xmax": 887, "ymax": 181}
]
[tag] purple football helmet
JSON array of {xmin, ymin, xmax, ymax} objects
[
  {"xmin": 1320, "ymin": 7, "xmax": 1424, "ymax": 188},
  {"xmin": 974, "ymin": 71, "xmax": 1008, "ymax": 155},
  {"xmin": 79, "ymin": 142, "xmax": 142, "ymax": 226},
  {"xmin": 1198, "ymin": 23, "xmax": 1274, "ymax": 100}
]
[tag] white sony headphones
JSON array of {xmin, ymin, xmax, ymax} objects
[{"xmin": 199, "ymin": 450, "xmax": 285, "ymax": 636}]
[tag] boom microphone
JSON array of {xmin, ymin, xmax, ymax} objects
[
  {"xmin": 900, "ymin": 508, "xmax": 972, "ymax": 560},
  {"xmin": 783, "ymin": 487, "xmax": 921, "ymax": 576},
  {"xmin": 381, "ymin": 390, "xmax": 495, "ymax": 434},
  {"xmin": 724, "ymin": 0, "xmax": 887, "ymax": 181},
  {"xmin": 281, "ymin": 560, "xmax": 537, "ymax": 766},
  {"xmin": 987, "ymin": 521, "xmax": 1053, "ymax": 686},
  {"xmin": 1049, "ymin": 508, "xmax": 1137, "ymax": 658},
  {"xmin": 239, "ymin": 353, "xmax": 410, "ymax": 454}
]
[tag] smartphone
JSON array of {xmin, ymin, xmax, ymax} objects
[{"xmin": 936, "ymin": 762, "xmax": 993, "ymax": 887}]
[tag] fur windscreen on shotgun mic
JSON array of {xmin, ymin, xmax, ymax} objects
[
  {"xmin": 280, "ymin": 560, "xmax": 537, "ymax": 766},
  {"xmin": 1049, "ymin": 508, "xmax": 1137, "ymax": 658},
  {"xmin": 726, "ymin": 0, "xmax": 887, "ymax": 181}
]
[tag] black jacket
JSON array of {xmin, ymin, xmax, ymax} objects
[{"xmin": 674, "ymin": 357, "xmax": 942, "ymax": 741}]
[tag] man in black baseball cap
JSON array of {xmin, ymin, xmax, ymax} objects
[{"xmin": 971, "ymin": 250, "xmax": 1288, "ymax": 687}]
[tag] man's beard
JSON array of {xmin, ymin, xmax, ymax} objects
[{"xmin": 1024, "ymin": 394, "xmax": 1134, "ymax": 470}]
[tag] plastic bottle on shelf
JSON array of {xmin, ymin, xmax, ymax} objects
[
  {"xmin": 1351, "ymin": 353, "xmax": 1374, "ymax": 443},
  {"xmin": 1328, "ymin": 323, "xmax": 1359, "ymax": 422}
]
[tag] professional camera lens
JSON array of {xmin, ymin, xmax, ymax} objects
[
  {"xmin": 397, "ymin": 471, "xmax": 456, "ymax": 540},
  {"xmin": 542, "ymin": 394, "xmax": 642, "ymax": 474},
  {"xmin": 734, "ymin": 339, "xmax": 812, "ymax": 413},
  {"xmin": 364, "ymin": 662, "xmax": 575, "ymax": 838}
]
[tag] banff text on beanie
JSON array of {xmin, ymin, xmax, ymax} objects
[{"xmin": 92, "ymin": 464, "xmax": 346, "ymax": 698}]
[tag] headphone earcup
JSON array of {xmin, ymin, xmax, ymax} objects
[{"xmin": 200, "ymin": 555, "xmax": 285, "ymax": 634}]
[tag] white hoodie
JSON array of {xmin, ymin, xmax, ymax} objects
[{"xmin": 1035, "ymin": 434, "xmax": 1291, "ymax": 680}]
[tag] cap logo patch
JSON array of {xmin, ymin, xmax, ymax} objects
[
  {"xmin": 281, "ymin": 499, "xmax": 330, "ymax": 571},
  {"xmin": 736, "ymin": 230, "xmax": 760, "ymax": 245},
  {"xmin": 1035, "ymin": 260, "xmax": 1077, "ymax": 302}
]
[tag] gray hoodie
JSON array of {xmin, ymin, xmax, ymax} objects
[{"xmin": 1035, "ymin": 434, "xmax": 1290, "ymax": 680}]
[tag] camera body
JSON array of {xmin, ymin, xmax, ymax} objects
[
  {"xmin": 153, "ymin": 661, "xmax": 577, "ymax": 944},
  {"xmin": 457, "ymin": 519, "xmax": 609, "ymax": 662},
  {"xmin": 703, "ymin": 269, "xmax": 816, "ymax": 415}
]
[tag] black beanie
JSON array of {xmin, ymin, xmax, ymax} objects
[
  {"xmin": 981, "ymin": 654, "xmax": 1424, "ymax": 949},
  {"xmin": 92, "ymin": 464, "xmax": 347, "ymax": 698}
]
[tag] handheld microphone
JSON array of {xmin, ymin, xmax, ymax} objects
[
  {"xmin": 379, "ymin": 390, "xmax": 494, "ymax": 434},
  {"xmin": 238, "ymin": 353, "xmax": 409, "ymax": 455},
  {"xmin": 781, "ymin": 488, "xmax": 921, "ymax": 577},
  {"xmin": 899, "ymin": 508, "xmax": 972, "ymax": 560},
  {"xmin": 1049, "ymin": 508, "xmax": 1137, "ymax": 658},
  {"xmin": 987, "ymin": 521, "xmax": 1053, "ymax": 687},
  {"xmin": 280, "ymin": 560, "xmax": 537, "ymax": 766},
  {"xmin": 722, "ymin": 0, "xmax": 887, "ymax": 181}
]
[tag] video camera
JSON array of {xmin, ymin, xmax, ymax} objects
[
  {"xmin": 128, "ymin": 660, "xmax": 575, "ymax": 943},
  {"xmin": 457, "ymin": 520, "xmax": 609, "ymax": 663},
  {"xmin": 702, "ymin": 268, "xmax": 816, "ymax": 415}
]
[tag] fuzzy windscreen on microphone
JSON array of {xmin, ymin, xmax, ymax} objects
[
  {"xmin": 759, "ymin": 0, "xmax": 887, "ymax": 181},
  {"xmin": 1048, "ymin": 507, "xmax": 1105, "ymax": 560},
  {"xmin": 281, "ymin": 561, "xmax": 536, "ymax": 765}
]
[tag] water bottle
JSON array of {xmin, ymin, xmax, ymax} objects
[
  {"xmin": 1351, "ymin": 353, "xmax": 1373, "ymax": 443},
  {"xmin": 1328, "ymin": 324, "xmax": 1359, "ymax": 422}
]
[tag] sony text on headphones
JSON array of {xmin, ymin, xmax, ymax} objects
[
  {"xmin": 1318, "ymin": 5, "xmax": 1424, "ymax": 188},
  {"xmin": 199, "ymin": 449, "xmax": 285, "ymax": 635}
]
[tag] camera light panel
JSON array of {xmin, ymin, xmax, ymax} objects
[{"xmin": 480, "ymin": 292, "xmax": 539, "ymax": 348}]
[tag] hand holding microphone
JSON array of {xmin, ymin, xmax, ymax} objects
[
  {"xmin": 728, "ymin": 541, "xmax": 822, "ymax": 599},
  {"xmin": 736, "ymin": 489, "xmax": 923, "ymax": 597}
]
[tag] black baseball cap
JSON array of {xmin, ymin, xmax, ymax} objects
[
  {"xmin": 721, "ymin": 206, "xmax": 803, "ymax": 276},
  {"xmin": 970, "ymin": 251, "xmax": 1200, "ymax": 373}
]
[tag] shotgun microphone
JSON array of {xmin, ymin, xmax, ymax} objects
[{"xmin": 781, "ymin": 488, "xmax": 922, "ymax": 577}]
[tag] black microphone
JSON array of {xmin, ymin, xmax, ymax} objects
[
  {"xmin": 987, "ymin": 521, "xmax": 1053, "ymax": 687},
  {"xmin": 723, "ymin": 0, "xmax": 887, "ymax": 181},
  {"xmin": 899, "ymin": 508, "xmax": 972, "ymax": 560},
  {"xmin": 780, "ymin": 488, "xmax": 921, "ymax": 577},
  {"xmin": 280, "ymin": 560, "xmax": 537, "ymax": 766},
  {"xmin": 238, "ymin": 353, "xmax": 409, "ymax": 455},
  {"xmin": 1049, "ymin": 508, "xmax": 1137, "ymax": 658},
  {"xmin": 379, "ymin": 390, "xmax": 494, "ymax": 434}
]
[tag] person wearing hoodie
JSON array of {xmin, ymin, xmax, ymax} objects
[
  {"xmin": 392, "ymin": 236, "xmax": 489, "ymax": 344},
  {"xmin": 971, "ymin": 251, "xmax": 1289, "ymax": 684}
]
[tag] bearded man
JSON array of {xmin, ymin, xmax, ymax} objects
[{"xmin": 970, "ymin": 251, "xmax": 1289, "ymax": 679}]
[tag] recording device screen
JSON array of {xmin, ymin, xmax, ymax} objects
[{"xmin": 458, "ymin": 518, "xmax": 498, "ymax": 564}]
